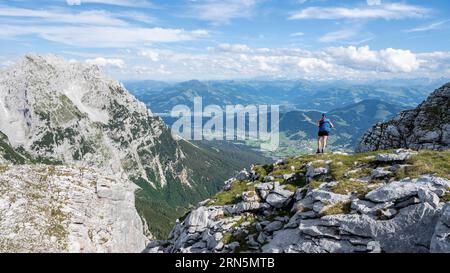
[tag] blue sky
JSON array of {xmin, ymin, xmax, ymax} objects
[{"xmin": 0, "ymin": 0, "xmax": 449, "ymax": 80}]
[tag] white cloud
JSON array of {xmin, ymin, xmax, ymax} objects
[
  {"xmin": 66, "ymin": 0, "xmax": 153, "ymax": 8},
  {"xmin": 325, "ymin": 46, "xmax": 419, "ymax": 73},
  {"xmin": 319, "ymin": 29, "xmax": 358, "ymax": 42},
  {"xmin": 367, "ymin": 0, "xmax": 382, "ymax": 6},
  {"xmin": 405, "ymin": 20, "xmax": 450, "ymax": 33},
  {"xmin": 0, "ymin": 25, "xmax": 208, "ymax": 48},
  {"xmin": 86, "ymin": 57, "xmax": 125, "ymax": 68},
  {"xmin": 297, "ymin": 58, "xmax": 333, "ymax": 73},
  {"xmin": 289, "ymin": 3, "xmax": 429, "ymax": 20},
  {"xmin": 290, "ymin": 32, "xmax": 305, "ymax": 37},
  {"xmin": 141, "ymin": 49, "xmax": 160, "ymax": 62},
  {"xmin": 214, "ymin": 43, "xmax": 252, "ymax": 53},
  {"xmin": 0, "ymin": 7, "xmax": 128, "ymax": 26},
  {"xmin": 378, "ymin": 48, "xmax": 419, "ymax": 72},
  {"xmin": 188, "ymin": 0, "xmax": 260, "ymax": 24},
  {"xmin": 124, "ymin": 44, "xmax": 448, "ymax": 80}
]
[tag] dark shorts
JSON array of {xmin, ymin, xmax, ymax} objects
[{"xmin": 318, "ymin": 131, "xmax": 329, "ymax": 137}]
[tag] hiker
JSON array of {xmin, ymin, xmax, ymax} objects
[{"xmin": 316, "ymin": 113, "xmax": 334, "ymax": 154}]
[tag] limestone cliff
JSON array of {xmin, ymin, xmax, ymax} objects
[{"xmin": 357, "ymin": 83, "xmax": 450, "ymax": 152}]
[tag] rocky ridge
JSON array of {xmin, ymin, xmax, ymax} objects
[
  {"xmin": 146, "ymin": 149, "xmax": 450, "ymax": 253},
  {"xmin": 0, "ymin": 164, "xmax": 147, "ymax": 252},
  {"xmin": 357, "ymin": 83, "xmax": 450, "ymax": 152}
]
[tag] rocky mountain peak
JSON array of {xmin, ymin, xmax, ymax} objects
[
  {"xmin": 1, "ymin": 54, "xmax": 263, "ymax": 239},
  {"xmin": 357, "ymin": 83, "xmax": 450, "ymax": 152}
]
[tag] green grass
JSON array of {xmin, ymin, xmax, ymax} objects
[
  {"xmin": 330, "ymin": 180, "xmax": 370, "ymax": 196},
  {"xmin": 396, "ymin": 150, "xmax": 450, "ymax": 180},
  {"xmin": 207, "ymin": 181, "xmax": 256, "ymax": 206},
  {"xmin": 320, "ymin": 201, "xmax": 352, "ymax": 216},
  {"xmin": 309, "ymin": 180, "xmax": 323, "ymax": 190},
  {"xmin": 440, "ymin": 192, "xmax": 450, "ymax": 203}
]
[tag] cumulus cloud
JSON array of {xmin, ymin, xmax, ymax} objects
[
  {"xmin": 86, "ymin": 57, "xmax": 125, "ymax": 68},
  {"xmin": 214, "ymin": 43, "xmax": 252, "ymax": 53},
  {"xmin": 124, "ymin": 44, "xmax": 449, "ymax": 80},
  {"xmin": 289, "ymin": 3, "xmax": 429, "ymax": 20},
  {"xmin": 325, "ymin": 46, "xmax": 419, "ymax": 73}
]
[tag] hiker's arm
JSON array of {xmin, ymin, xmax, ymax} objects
[{"xmin": 330, "ymin": 121, "xmax": 335, "ymax": 128}]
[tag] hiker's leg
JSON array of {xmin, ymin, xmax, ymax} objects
[
  {"xmin": 317, "ymin": 136, "xmax": 322, "ymax": 152},
  {"xmin": 323, "ymin": 135, "xmax": 328, "ymax": 150}
]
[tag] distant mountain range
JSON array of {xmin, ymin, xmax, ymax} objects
[
  {"xmin": 146, "ymin": 98, "xmax": 406, "ymax": 156},
  {"xmin": 280, "ymin": 99, "xmax": 406, "ymax": 149},
  {"xmin": 125, "ymin": 79, "xmax": 443, "ymax": 114}
]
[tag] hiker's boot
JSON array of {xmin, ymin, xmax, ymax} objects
[
  {"xmin": 321, "ymin": 149, "xmax": 324, "ymax": 154},
  {"xmin": 316, "ymin": 149, "xmax": 321, "ymax": 154}
]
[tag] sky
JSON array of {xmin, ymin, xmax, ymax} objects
[{"xmin": 0, "ymin": 0, "xmax": 449, "ymax": 81}]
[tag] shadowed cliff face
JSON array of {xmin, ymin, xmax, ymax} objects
[{"xmin": 357, "ymin": 83, "xmax": 450, "ymax": 152}]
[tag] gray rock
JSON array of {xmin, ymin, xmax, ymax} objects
[
  {"xmin": 226, "ymin": 242, "xmax": 240, "ymax": 251},
  {"xmin": 242, "ymin": 191, "xmax": 259, "ymax": 203},
  {"xmin": 283, "ymin": 173, "xmax": 296, "ymax": 181},
  {"xmin": 236, "ymin": 169, "xmax": 250, "ymax": 181},
  {"xmin": 257, "ymin": 232, "xmax": 268, "ymax": 244},
  {"xmin": 418, "ymin": 188, "xmax": 440, "ymax": 208},
  {"xmin": 264, "ymin": 221, "xmax": 284, "ymax": 232},
  {"xmin": 264, "ymin": 176, "xmax": 275, "ymax": 182},
  {"xmin": 376, "ymin": 152, "xmax": 413, "ymax": 163},
  {"xmin": 266, "ymin": 202, "xmax": 440, "ymax": 253},
  {"xmin": 395, "ymin": 197, "xmax": 420, "ymax": 209},
  {"xmin": 266, "ymin": 188, "xmax": 294, "ymax": 208},
  {"xmin": 379, "ymin": 208, "xmax": 398, "ymax": 219},
  {"xmin": 310, "ymin": 190, "xmax": 350, "ymax": 204},
  {"xmin": 371, "ymin": 167, "xmax": 392, "ymax": 179},
  {"xmin": 367, "ymin": 241, "xmax": 382, "ymax": 253},
  {"xmin": 430, "ymin": 203, "xmax": 450, "ymax": 253},
  {"xmin": 185, "ymin": 206, "xmax": 220, "ymax": 233},
  {"xmin": 351, "ymin": 199, "xmax": 394, "ymax": 215},
  {"xmin": 215, "ymin": 241, "xmax": 224, "ymax": 251},
  {"xmin": 357, "ymin": 83, "xmax": 450, "ymax": 152},
  {"xmin": 365, "ymin": 177, "xmax": 440, "ymax": 203}
]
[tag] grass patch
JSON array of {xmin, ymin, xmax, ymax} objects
[
  {"xmin": 207, "ymin": 181, "xmax": 256, "ymax": 206},
  {"xmin": 321, "ymin": 201, "xmax": 352, "ymax": 216},
  {"xmin": 441, "ymin": 192, "xmax": 450, "ymax": 203},
  {"xmin": 309, "ymin": 180, "xmax": 323, "ymax": 190},
  {"xmin": 253, "ymin": 164, "xmax": 274, "ymax": 181},
  {"xmin": 330, "ymin": 180, "xmax": 370, "ymax": 196},
  {"xmin": 0, "ymin": 165, "xmax": 9, "ymax": 173},
  {"xmin": 396, "ymin": 150, "xmax": 450, "ymax": 180},
  {"xmin": 222, "ymin": 232, "xmax": 233, "ymax": 245}
]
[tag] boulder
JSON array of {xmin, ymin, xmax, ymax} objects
[
  {"xmin": 430, "ymin": 204, "xmax": 450, "ymax": 253},
  {"xmin": 418, "ymin": 188, "xmax": 440, "ymax": 208},
  {"xmin": 266, "ymin": 188, "xmax": 294, "ymax": 208},
  {"xmin": 365, "ymin": 176, "xmax": 444, "ymax": 203},
  {"xmin": 371, "ymin": 167, "xmax": 392, "ymax": 179},
  {"xmin": 264, "ymin": 221, "xmax": 284, "ymax": 232},
  {"xmin": 236, "ymin": 169, "xmax": 250, "ymax": 181}
]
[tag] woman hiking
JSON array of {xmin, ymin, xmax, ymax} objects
[{"xmin": 316, "ymin": 113, "xmax": 334, "ymax": 154}]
